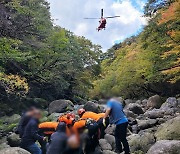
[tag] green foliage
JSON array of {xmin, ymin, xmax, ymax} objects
[
  {"xmin": 91, "ymin": 0, "xmax": 180, "ymax": 99},
  {"xmin": 0, "ymin": 0, "xmax": 102, "ymax": 112}
]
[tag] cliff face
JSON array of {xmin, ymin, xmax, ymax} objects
[{"xmin": 91, "ymin": 0, "xmax": 180, "ymax": 99}]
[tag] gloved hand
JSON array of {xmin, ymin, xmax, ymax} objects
[
  {"xmin": 103, "ymin": 118, "xmax": 106, "ymax": 127},
  {"xmin": 84, "ymin": 129, "xmax": 89, "ymax": 134}
]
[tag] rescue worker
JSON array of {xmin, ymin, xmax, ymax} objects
[
  {"xmin": 46, "ymin": 122, "xmax": 68, "ymax": 154},
  {"xmin": 73, "ymin": 118, "xmax": 99, "ymax": 153},
  {"xmin": 78, "ymin": 108, "xmax": 104, "ymax": 121},
  {"xmin": 21, "ymin": 109, "xmax": 46, "ymax": 154},
  {"xmin": 103, "ymin": 98, "xmax": 130, "ymax": 154},
  {"xmin": 58, "ymin": 113, "xmax": 76, "ymax": 136},
  {"xmin": 78, "ymin": 109, "xmax": 108, "ymax": 138}
]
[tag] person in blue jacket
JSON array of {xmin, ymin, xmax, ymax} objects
[
  {"xmin": 21, "ymin": 109, "xmax": 45, "ymax": 154},
  {"xmin": 103, "ymin": 98, "xmax": 130, "ymax": 154}
]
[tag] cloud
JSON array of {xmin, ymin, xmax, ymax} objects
[{"xmin": 47, "ymin": 0, "xmax": 147, "ymax": 51}]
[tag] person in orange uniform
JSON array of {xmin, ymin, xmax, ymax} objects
[
  {"xmin": 78, "ymin": 109, "xmax": 105, "ymax": 121},
  {"xmin": 78, "ymin": 108, "xmax": 109, "ymax": 138},
  {"xmin": 58, "ymin": 113, "xmax": 76, "ymax": 136}
]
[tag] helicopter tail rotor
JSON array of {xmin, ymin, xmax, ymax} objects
[{"xmin": 105, "ymin": 16, "xmax": 120, "ymax": 19}]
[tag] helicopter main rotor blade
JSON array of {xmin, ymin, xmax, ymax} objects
[
  {"xmin": 101, "ymin": 9, "xmax": 103, "ymax": 18},
  {"xmin": 84, "ymin": 18, "xmax": 100, "ymax": 19},
  {"xmin": 105, "ymin": 16, "xmax": 121, "ymax": 18}
]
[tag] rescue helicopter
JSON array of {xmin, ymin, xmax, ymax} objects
[{"xmin": 84, "ymin": 9, "xmax": 120, "ymax": 31}]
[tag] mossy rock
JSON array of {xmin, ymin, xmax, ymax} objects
[
  {"xmin": 128, "ymin": 132, "xmax": 155, "ymax": 153},
  {"xmin": 0, "ymin": 123, "xmax": 17, "ymax": 133},
  {"xmin": 0, "ymin": 143, "xmax": 10, "ymax": 150},
  {"xmin": 132, "ymin": 150, "xmax": 144, "ymax": 154},
  {"xmin": 40, "ymin": 117, "xmax": 48, "ymax": 123},
  {"xmin": 47, "ymin": 113, "xmax": 62, "ymax": 121},
  {"xmin": 155, "ymin": 116, "xmax": 180, "ymax": 140},
  {"xmin": 1, "ymin": 114, "xmax": 20, "ymax": 124}
]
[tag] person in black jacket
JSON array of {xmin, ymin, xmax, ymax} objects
[
  {"xmin": 16, "ymin": 107, "xmax": 37, "ymax": 138},
  {"xmin": 46, "ymin": 122, "xmax": 68, "ymax": 154},
  {"xmin": 21, "ymin": 109, "xmax": 45, "ymax": 154}
]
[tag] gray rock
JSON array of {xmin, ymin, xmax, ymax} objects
[
  {"xmin": 99, "ymin": 105, "xmax": 106, "ymax": 113},
  {"xmin": 0, "ymin": 147, "xmax": 30, "ymax": 154},
  {"xmin": 147, "ymin": 140, "xmax": 180, "ymax": 154},
  {"xmin": 94, "ymin": 146, "xmax": 103, "ymax": 154},
  {"xmin": 155, "ymin": 115, "xmax": 180, "ymax": 140},
  {"xmin": 0, "ymin": 143, "xmax": 10, "ymax": 150},
  {"xmin": 138, "ymin": 119, "xmax": 157, "ymax": 130},
  {"xmin": 124, "ymin": 110, "xmax": 138, "ymax": 119},
  {"xmin": 98, "ymin": 99, "xmax": 107, "ymax": 104},
  {"xmin": 131, "ymin": 125, "xmax": 139, "ymax": 134},
  {"xmin": 7, "ymin": 133, "xmax": 21, "ymax": 147},
  {"xmin": 48, "ymin": 99, "xmax": 74, "ymax": 114},
  {"xmin": 102, "ymin": 150, "xmax": 116, "ymax": 154},
  {"xmin": 2, "ymin": 114, "xmax": 21, "ymax": 124},
  {"xmin": 105, "ymin": 125, "xmax": 115, "ymax": 135},
  {"xmin": 144, "ymin": 109, "xmax": 164, "ymax": 119},
  {"xmin": 84, "ymin": 101, "xmax": 100, "ymax": 113},
  {"xmin": 124, "ymin": 99, "xmax": 134, "ymax": 106},
  {"xmin": 127, "ymin": 132, "xmax": 155, "ymax": 153},
  {"xmin": 135, "ymin": 100, "xmax": 142, "ymax": 105},
  {"xmin": 161, "ymin": 97, "xmax": 178, "ymax": 109},
  {"xmin": 104, "ymin": 134, "xmax": 116, "ymax": 150},
  {"xmin": 126, "ymin": 103, "xmax": 144, "ymax": 115},
  {"xmin": 142, "ymin": 99, "xmax": 148, "ymax": 107},
  {"xmin": 99, "ymin": 139, "xmax": 112, "ymax": 151},
  {"xmin": 147, "ymin": 95, "xmax": 162, "ymax": 109},
  {"xmin": 47, "ymin": 113, "xmax": 62, "ymax": 121}
]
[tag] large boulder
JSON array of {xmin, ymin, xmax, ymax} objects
[
  {"xmin": 7, "ymin": 133, "xmax": 21, "ymax": 147},
  {"xmin": 155, "ymin": 116, "xmax": 180, "ymax": 140},
  {"xmin": 147, "ymin": 95, "xmax": 162, "ymax": 109},
  {"xmin": 126, "ymin": 103, "xmax": 144, "ymax": 115},
  {"xmin": 0, "ymin": 147, "xmax": 30, "ymax": 154},
  {"xmin": 128, "ymin": 132, "xmax": 156, "ymax": 153},
  {"xmin": 137, "ymin": 119, "xmax": 157, "ymax": 130},
  {"xmin": 84, "ymin": 101, "xmax": 101, "ymax": 113},
  {"xmin": 104, "ymin": 134, "xmax": 116, "ymax": 150},
  {"xmin": 144, "ymin": 109, "xmax": 164, "ymax": 119},
  {"xmin": 160, "ymin": 97, "xmax": 179, "ymax": 115},
  {"xmin": 99, "ymin": 139, "xmax": 112, "ymax": 151},
  {"xmin": 161, "ymin": 97, "xmax": 178, "ymax": 109},
  {"xmin": 147, "ymin": 140, "xmax": 180, "ymax": 154},
  {"xmin": 48, "ymin": 99, "xmax": 74, "ymax": 114}
]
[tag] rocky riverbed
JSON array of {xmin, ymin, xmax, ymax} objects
[{"xmin": 0, "ymin": 95, "xmax": 180, "ymax": 154}]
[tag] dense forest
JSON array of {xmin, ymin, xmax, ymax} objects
[
  {"xmin": 0, "ymin": 0, "xmax": 102, "ymax": 114},
  {"xmin": 91, "ymin": 0, "xmax": 180, "ymax": 99},
  {"xmin": 0, "ymin": 0, "xmax": 179, "ymax": 115}
]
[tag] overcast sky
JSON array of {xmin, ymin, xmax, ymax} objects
[{"xmin": 47, "ymin": 0, "xmax": 148, "ymax": 51}]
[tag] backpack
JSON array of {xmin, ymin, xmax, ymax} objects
[{"xmin": 85, "ymin": 118, "xmax": 99, "ymax": 137}]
